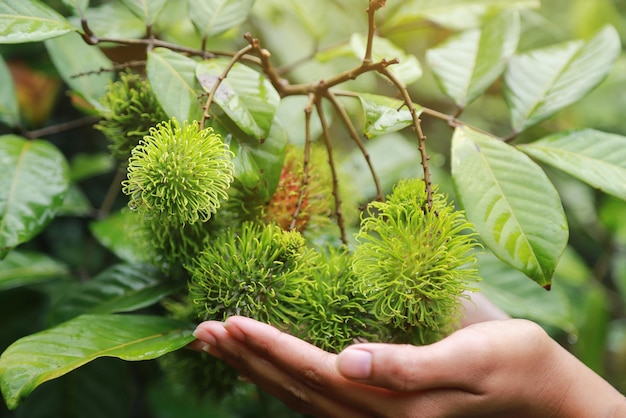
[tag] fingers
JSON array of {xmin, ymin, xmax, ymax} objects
[{"xmin": 193, "ymin": 318, "xmax": 372, "ymax": 418}]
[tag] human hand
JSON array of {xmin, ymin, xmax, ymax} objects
[{"xmin": 191, "ymin": 317, "xmax": 625, "ymax": 418}]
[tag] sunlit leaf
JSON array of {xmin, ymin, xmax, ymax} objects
[
  {"xmin": 120, "ymin": 0, "xmax": 168, "ymax": 26},
  {"xmin": 383, "ymin": 0, "xmax": 538, "ymax": 31},
  {"xmin": 358, "ymin": 93, "xmax": 422, "ymax": 138},
  {"xmin": 426, "ymin": 10, "xmax": 520, "ymax": 108},
  {"xmin": 90, "ymin": 210, "xmax": 146, "ymax": 264},
  {"xmin": 504, "ymin": 25, "xmax": 620, "ymax": 133},
  {"xmin": 0, "ymin": 250, "xmax": 68, "ymax": 291},
  {"xmin": 0, "ymin": 135, "xmax": 69, "ymax": 259},
  {"xmin": 44, "ymin": 32, "xmax": 113, "ymax": 109},
  {"xmin": 49, "ymin": 264, "xmax": 181, "ymax": 323},
  {"xmin": 350, "ymin": 34, "xmax": 422, "ymax": 86},
  {"xmin": 0, "ymin": 0, "xmax": 76, "ymax": 44},
  {"xmin": 79, "ymin": 2, "xmax": 146, "ymax": 39},
  {"xmin": 0, "ymin": 56, "xmax": 19, "ymax": 127},
  {"xmin": 147, "ymin": 48, "xmax": 204, "ymax": 123},
  {"xmin": 520, "ymin": 129, "xmax": 626, "ymax": 201},
  {"xmin": 0, "ymin": 314, "xmax": 195, "ymax": 410},
  {"xmin": 451, "ymin": 126, "xmax": 568, "ymax": 288},
  {"xmin": 476, "ymin": 251, "xmax": 575, "ymax": 332},
  {"xmin": 197, "ymin": 58, "xmax": 280, "ymax": 141},
  {"xmin": 61, "ymin": 0, "xmax": 89, "ymax": 16},
  {"xmin": 189, "ymin": 0, "xmax": 256, "ymax": 37}
]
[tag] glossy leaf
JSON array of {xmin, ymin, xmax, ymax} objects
[
  {"xmin": 49, "ymin": 264, "xmax": 181, "ymax": 323},
  {"xmin": 426, "ymin": 11, "xmax": 520, "ymax": 108},
  {"xmin": 520, "ymin": 129, "xmax": 626, "ymax": 201},
  {"xmin": 451, "ymin": 126, "xmax": 568, "ymax": 288},
  {"xmin": 147, "ymin": 48, "xmax": 203, "ymax": 123},
  {"xmin": 44, "ymin": 32, "xmax": 114, "ymax": 109},
  {"xmin": 0, "ymin": 314, "xmax": 195, "ymax": 410},
  {"xmin": 476, "ymin": 251, "xmax": 575, "ymax": 332},
  {"xmin": 0, "ymin": 135, "xmax": 70, "ymax": 259},
  {"xmin": 189, "ymin": 0, "xmax": 256, "ymax": 37},
  {"xmin": 350, "ymin": 33, "xmax": 422, "ymax": 86},
  {"xmin": 58, "ymin": 185, "xmax": 92, "ymax": 217},
  {"xmin": 0, "ymin": 250, "xmax": 68, "ymax": 291},
  {"xmin": 0, "ymin": 0, "xmax": 76, "ymax": 44},
  {"xmin": 504, "ymin": 25, "xmax": 620, "ymax": 133},
  {"xmin": 90, "ymin": 210, "xmax": 146, "ymax": 264},
  {"xmin": 120, "ymin": 0, "xmax": 168, "ymax": 26},
  {"xmin": 0, "ymin": 55, "xmax": 19, "ymax": 127},
  {"xmin": 358, "ymin": 93, "xmax": 422, "ymax": 138},
  {"xmin": 384, "ymin": 0, "xmax": 538, "ymax": 31},
  {"xmin": 197, "ymin": 58, "xmax": 280, "ymax": 141}
]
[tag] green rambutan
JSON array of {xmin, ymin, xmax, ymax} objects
[
  {"xmin": 352, "ymin": 178, "xmax": 480, "ymax": 344},
  {"xmin": 95, "ymin": 70, "xmax": 168, "ymax": 161}
]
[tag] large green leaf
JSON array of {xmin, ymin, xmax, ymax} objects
[
  {"xmin": 0, "ymin": 0, "xmax": 76, "ymax": 44},
  {"xmin": 519, "ymin": 129, "xmax": 626, "ymax": 201},
  {"xmin": 426, "ymin": 10, "xmax": 520, "ymax": 108},
  {"xmin": 147, "ymin": 48, "xmax": 203, "ymax": 123},
  {"xmin": 49, "ymin": 264, "xmax": 181, "ymax": 323},
  {"xmin": 78, "ymin": 2, "xmax": 146, "ymax": 39},
  {"xmin": 189, "ymin": 0, "xmax": 256, "ymax": 37},
  {"xmin": 504, "ymin": 25, "xmax": 620, "ymax": 133},
  {"xmin": 0, "ymin": 314, "xmax": 195, "ymax": 410},
  {"xmin": 358, "ymin": 93, "xmax": 422, "ymax": 139},
  {"xmin": 0, "ymin": 135, "xmax": 70, "ymax": 258},
  {"xmin": 451, "ymin": 126, "xmax": 568, "ymax": 288},
  {"xmin": 90, "ymin": 210, "xmax": 146, "ymax": 264},
  {"xmin": 476, "ymin": 251, "xmax": 575, "ymax": 332},
  {"xmin": 197, "ymin": 58, "xmax": 280, "ymax": 141},
  {"xmin": 61, "ymin": 0, "xmax": 89, "ymax": 16},
  {"xmin": 0, "ymin": 250, "xmax": 68, "ymax": 292},
  {"xmin": 120, "ymin": 0, "xmax": 168, "ymax": 26},
  {"xmin": 44, "ymin": 32, "xmax": 113, "ymax": 109},
  {"xmin": 384, "ymin": 0, "xmax": 538, "ymax": 31},
  {"xmin": 0, "ymin": 56, "xmax": 19, "ymax": 127},
  {"xmin": 350, "ymin": 33, "xmax": 422, "ymax": 86}
]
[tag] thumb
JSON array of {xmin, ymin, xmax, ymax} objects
[{"xmin": 335, "ymin": 321, "xmax": 517, "ymax": 392}]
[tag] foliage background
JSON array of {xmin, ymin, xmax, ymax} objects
[{"xmin": 1, "ymin": 0, "xmax": 626, "ymax": 416}]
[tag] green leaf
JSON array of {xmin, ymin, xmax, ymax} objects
[
  {"xmin": 476, "ymin": 251, "xmax": 575, "ymax": 332},
  {"xmin": 79, "ymin": 2, "xmax": 146, "ymax": 39},
  {"xmin": 119, "ymin": 0, "xmax": 168, "ymax": 26},
  {"xmin": 58, "ymin": 184, "xmax": 92, "ymax": 216},
  {"xmin": 227, "ymin": 117, "xmax": 288, "ymax": 197},
  {"xmin": 0, "ymin": 55, "xmax": 20, "ymax": 127},
  {"xmin": 451, "ymin": 126, "xmax": 568, "ymax": 288},
  {"xmin": 49, "ymin": 264, "xmax": 182, "ymax": 323},
  {"xmin": 189, "ymin": 0, "xmax": 256, "ymax": 37},
  {"xmin": 358, "ymin": 93, "xmax": 422, "ymax": 139},
  {"xmin": 0, "ymin": 314, "xmax": 195, "ymax": 410},
  {"xmin": 384, "ymin": 0, "xmax": 539, "ymax": 31},
  {"xmin": 504, "ymin": 25, "xmax": 620, "ymax": 133},
  {"xmin": 0, "ymin": 250, "xmax": 68, "ymax": 291},
  {"xmin": 13, "ymin": 358, "xmax": 133, "ymax": 418},
  {"xmin": 0, "ymin": 135, "xmax": 70, "ymax": 258},
  {"xmin": 426, "ymin": 10, "xmax": 520, "ymax": 108},
  {"xmin": 44, "ymin": 32, "xmax": 114, "ymax": 109},
  {"xmin": 61, "ymin": 0, "xmax": 89, "ymax": 16},
  {"xmin": 147, "ymin": 48, "xmax": 203, "ymax": 123},
  {"xmin": 0, "ymin": 0, "xmax": 76, "ymax": 44},
  {"xmin": 519, "ymin": 129, "xmax": 626, "ymax": 201},
  {"xmin": 197, "ymin": 58, "xmax": 280, "ymax": 141},
  {"xmin": 350, "ymin": 33, "xmax": 422, "ymax": 86},
  {"xmin": 90, "ymin": 210, "xmax": 146, "ymax": 264}
]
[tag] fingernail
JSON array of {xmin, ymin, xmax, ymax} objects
[
  {"xmin": 192, "ymin": 327, "xmax": 217, "ymax": 346},
  {"xmin": 337, "ymin": 348, "xmax": 372, "ymax": 379}
]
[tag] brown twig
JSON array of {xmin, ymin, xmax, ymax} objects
[
  {"xmin": 199, "ymin": 43, "xmax": 254, "ymax": 130},
  {"xmin": 290, "ymin": 93, "xmax": 317, "ymax": 231},
  {"xmin": 316, "ymin": 100, "xmax": 348, "ymax": 244},
  {"xmin": 23, "ymin": 116, "xmax": 101, "ymax": 140},
  {"xmin": 325, "ymin": 89, "xmax": 384, "ymax": 202}
]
